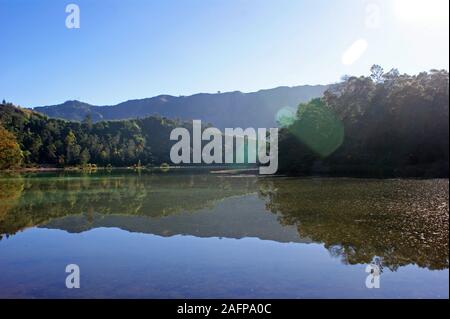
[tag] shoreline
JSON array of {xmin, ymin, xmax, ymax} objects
[{"xmin": 1, "ymin": 163, "xmax": 448, "ymax": 179}]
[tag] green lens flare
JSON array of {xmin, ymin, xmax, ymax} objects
[
  {"xmin": 289, "ymin": 99, "xmax": 344, "ymax": 158},
  {"xmin": 275, "ymin": 106, "xmax": 297, "ymax": 128}
]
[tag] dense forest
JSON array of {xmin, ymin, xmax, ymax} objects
[
  {"xmin": 277, "ymin": 66, "xmax": 449, "ymax": 177},
  {"xmin": 0, "ymin": 103, "xmax": 191, "ymax": 168},
  {"xmin": 0, "ymin": 66, "xmax": 449, "ymax": 176}
]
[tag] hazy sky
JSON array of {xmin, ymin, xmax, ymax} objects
[{"xmin": 0, "ymin": 0, "xmax": 448, "ymax": 107}]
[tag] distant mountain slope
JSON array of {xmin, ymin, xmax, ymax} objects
[{"xmin": 34, "ymin": 85, "xmax": 327, "ymax": 128}]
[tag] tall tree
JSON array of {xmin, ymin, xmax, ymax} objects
[{"xmin": 0, "ymin": 125, "xmax": 23, "ymax": 169}]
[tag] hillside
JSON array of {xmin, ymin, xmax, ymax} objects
[
  {"xmin": 34, "ymin": 85, "xmax": 327, "ymax": 129},
  {"xmin": 0, "ymin": 102, "xmax": 190, "ymax": 167}
]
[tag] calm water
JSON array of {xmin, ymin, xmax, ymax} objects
[{"xmin": 0, "ymin": 170, "xmax": 448, "ymax": 298}]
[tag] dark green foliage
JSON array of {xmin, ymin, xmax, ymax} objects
[
  {"xmin": 278, "ymin": 67, "xmax": 449, "ymax": 177},
  {"xmin": 0, "ymin": 102, "xmax": 189, "ymax": 167},
  {"xmin": 290, "ymin": 98, "xmax": 344, "ymax": 158},
  {"xmin": 1, "ymin": 66, "xmax": 448, "ymax": 176}
]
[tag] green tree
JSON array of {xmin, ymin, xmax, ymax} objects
[
  {"xmin": 65, "ymin": 130, "xmax": 80, "ymax": 164},
  {"xmin": 80, "ymin": 148, "xmax": 91, "ymax": 165},
  {"xmin": 370, "ymin": 64, "xmax": 384, "ymax": 83},
  {"xmin": 45, "ymin": 144, "xmax": 57, "ymax": 162},
  {"xmin": 279, "ymin": 66, "xmax": 449, "ymax": 177},
  {"xmin": 82, "ymin": 114, "xmax": 93, "ymax": 131},
  {"xmin": 0, "ymin": 125, "xmax": 23, "ymax": 169}
]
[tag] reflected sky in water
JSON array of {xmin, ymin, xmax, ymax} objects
[{"xmin": 0, "ymin": 170, "xmax": 448, "ymax": 298}]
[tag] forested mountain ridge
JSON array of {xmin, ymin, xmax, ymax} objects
[
  {"xmin": 0, "ymin": 103, "xmax": 190, "ymax": 167},
  {"xmin": 34, "ymin": 85, "xmax": 327, "ymax": 129},
  {"xmin": 1, "ymin": 66, "xmax": 448, "ymax": 177}
]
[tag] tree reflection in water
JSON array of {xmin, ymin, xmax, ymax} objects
[
  {"xmin": 259, "ymin": 177, "xmax": 449, "ymax": 271},
  {"xmin": 0, "ymin": 171, "xmax": 448, "ymax": 271}
]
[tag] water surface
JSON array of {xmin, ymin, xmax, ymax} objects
[{"xmin": 0, "ymin": 170, "xmax": 448, "ymax": 298}]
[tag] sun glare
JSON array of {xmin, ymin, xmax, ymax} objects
[{"xmin": 394, "ymin": 0, "xmax": 449, "ymax": 23}]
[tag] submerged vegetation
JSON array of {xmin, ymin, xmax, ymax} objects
[{"xmin": 260, "ymin": 177, "xmax": 449, "ymax": 270}]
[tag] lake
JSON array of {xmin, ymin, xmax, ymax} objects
[{"xmin": 0, "ymin": 170, "xmax": 448, "ymax": 298}]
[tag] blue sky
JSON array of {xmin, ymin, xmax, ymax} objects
[{"xmin": 0, "ymin": 0, "xmax": 448, "ymax": 107}]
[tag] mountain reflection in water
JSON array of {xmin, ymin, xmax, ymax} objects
[{"xmin": 1, "ymin": 171, "xmax": 448, "ymax": 272}]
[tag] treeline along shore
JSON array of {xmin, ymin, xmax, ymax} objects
[{"xmin": 1, "ymin": 66, "xmax": 448, "ymax": 177}]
